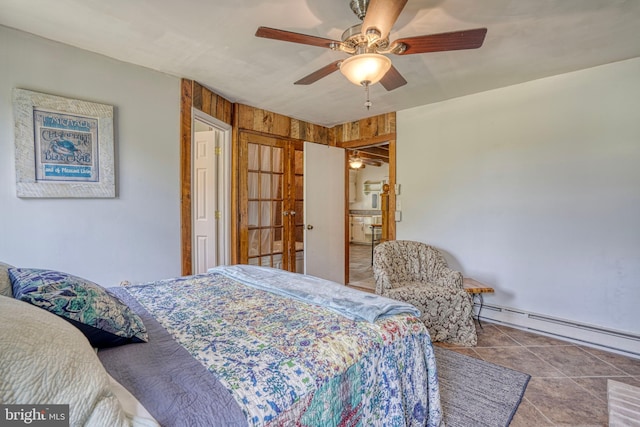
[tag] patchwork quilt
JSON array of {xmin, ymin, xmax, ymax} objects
[{"xmin": 111, "ymin": 266, "xmax": 442, "ymax": 426}]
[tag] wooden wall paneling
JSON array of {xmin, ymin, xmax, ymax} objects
[
  {"xmin": 349, "ymin": 120, "xmax": 360, "ymax": 141},
  {"xmin": 327, "ymin": 127, "xmax": 336, "ymax": 147},
  {"xmin": 201, "ymin": 87, "xmax": 212, "ymax": 116},
  {"xmin": 360, "ymin": 116, "xmax": 377, "ymax": 140},
  {"xmin": 290, "ymin": 118, "xmax": 301, "ymax": 140},
  {"xmin": 248, "ymin": 107, "xmax": 291, "ymax": 138},
  {"xmin": 236, "ymin": 104, "xmax": 254, "ymax": 131},
  {"xmin": 274, "ymin": 111, "xmax": 291, "ymax": 138},
  {"xmin": 192, "ymin": 81, "xmax": 202, "ymax": 111},
  {"xmin": 180, "ymin": 79, "xmax": 194, "ymax": 276},
  {"xmin": 335, "ymin": 112, "xmax": 396, "ymax": 144},
  {"xmin": 253, "ymin": 108, "xmax": 270, "ymax": 135},
  {"xmin": 383, "ymin": 113, "xmax": 390, "ymax": 134},
  {"xmin": 236, "ymin": 104, "xmax": 332, "ymax": 145},
  {"xmin": 219, "ymin": 96, "xmax": 233, "ymax": 123},
  {"xmin": 307, "ymin": 120, "xmax": 330, "ymax": 145},
  {"xmin": 191, "ymin": 81, "xmax": 233, "ymax": 124},
  {"xmin": 304, "ymin": 122, "xmax": 315, "ymax": 144}
]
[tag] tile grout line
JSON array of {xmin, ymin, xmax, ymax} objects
[{"xmin": 522, "ymin": 396, "xmax": 556, "ymax": 426}]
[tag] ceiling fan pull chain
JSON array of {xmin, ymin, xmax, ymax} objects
[{"xmin": 364, "ymin": 82, "xmax": 372, "ymax": 110}]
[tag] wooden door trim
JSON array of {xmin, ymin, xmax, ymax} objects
[{"xmin": 180, "ymin": 80, "xmax": 193, "ymax": 276}]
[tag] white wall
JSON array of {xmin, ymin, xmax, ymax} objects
[
  {"xmin": 397, "ymin": 58, "xmax": 640, "ymax": 342},
  {"xmin": 0, "ymin": 26, "xmax": 181, "ymax": 286}
]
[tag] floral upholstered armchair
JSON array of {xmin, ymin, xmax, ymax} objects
[{"xmin": 373, "ymin": 240, "xmax": 477, "ymax": 346}]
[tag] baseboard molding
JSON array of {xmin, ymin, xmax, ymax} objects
[{"xmin": 475, "ymin": 302, "xmax": 640, "ymax": 359}]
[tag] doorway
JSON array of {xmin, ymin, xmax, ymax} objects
[
  {"xmin": 191, "ymin": 111, "xmax": 231, "ymax": 274},
  {"xmin": 346, "ymin": 142, "xmax": 392, "ymax": 290}
]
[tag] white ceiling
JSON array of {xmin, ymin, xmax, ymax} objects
[{"xmin": 1, "ymin": 0, "xmax": 639, "ymax": 127}]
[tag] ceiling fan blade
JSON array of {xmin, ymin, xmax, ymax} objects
[
  {"xmin": 380, "ymin": 65, "xmax": 407, "ymax": 91},
  {"xmin": 361, "ymin": 0, "xmax": 408, "ymax": 40},
  {"xmin": 256, "ymin": 26, "xmax": 338, "ymax": 49},
  {"xmin": 394, "ymin": 28, "xmax": 487, "ymax": 55},
  {"xmin": 361, "ymin": 158, "xmax": 382, "ymax": 167},
  {"xmin": 294, "ymin": 61, "xmax": 341, "ymax": 85}
]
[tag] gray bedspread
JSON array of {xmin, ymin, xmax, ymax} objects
[{"xmin": 98, "ymin": 287, "xmax": 248, "ymax": 427}]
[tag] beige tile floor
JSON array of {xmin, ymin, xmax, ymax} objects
[
  {"xmin": 348, "ymin": 243, "xmax": 640, "ymax": 426},
  {"xmin": 348, "ymin": 243, "xmax": 376, "ymax": 290},
  {"xmin": 440, "ymin": 323, "xmax": 640, "ymax": 426}
]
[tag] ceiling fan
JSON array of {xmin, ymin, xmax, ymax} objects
[{"xmin": 255, "ymin": 0, "xmax": 487, "ymax": 106}]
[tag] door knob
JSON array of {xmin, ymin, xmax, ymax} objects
[{"xmin": 306, "ymin": 225, "xmax": 314, "ymax": 230}]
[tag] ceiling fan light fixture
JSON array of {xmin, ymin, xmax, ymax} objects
[
  {"xmin": 349, "ymin": 153, "xmax": 364, "ymax": 169},
  {"xmin": 339, "ymin": 53, "xmax": 392, "ymax": 86}
]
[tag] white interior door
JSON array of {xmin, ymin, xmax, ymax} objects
[
  {"xmin": 193, "ymin": 130, "xmax": 218, "ymax": 273},
  {"xmin": 304, "ymin": 142, "xmax": 345, "ymax": 284}
]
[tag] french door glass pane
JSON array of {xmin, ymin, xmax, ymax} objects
[
  {"xmin": 260, "ymin": 173, "xmax": 271, "ymax": 198},
  {"xmin": 248, "ymin": 172, "xmax": 258, "ymax": 199},
  {"xmin": 248, "ymin": 144, "xmax": 259, "ymax": 170},
  {"xmin": 261, "ymin": 145, "xmax": 271, "ymax": 172},
  {"xmin": 260, "ymin": 228, "xmax": 271, "ymax": 255},
  {"xmin": 260, "ymin": 201, "xmax": 271, "ymax": 227},
  {"xmin": 248, "ymin": 229, "xmax": 259, "ymax": 257}
]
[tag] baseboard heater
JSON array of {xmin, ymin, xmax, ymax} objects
[{"xmin": 475, "ymin": 302, "xmax": 640, "ymax": 358}]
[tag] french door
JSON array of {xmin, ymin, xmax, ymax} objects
[{"xmin": 238, "ymin": 132, "xmax": 304, "ymax": 272}]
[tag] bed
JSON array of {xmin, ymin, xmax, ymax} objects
[{"xmin": 1, "ymin": 263, "xmax": 442, "ymax": 427}]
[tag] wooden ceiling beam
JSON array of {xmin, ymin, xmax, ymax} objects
[{"xmin": 349, "ymin": 149, "xmax": 388, "ymax": 162}]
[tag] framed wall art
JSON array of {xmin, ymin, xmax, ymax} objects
[{"xmin": 13, "ymin": 88, "xmax": 115, "ymax": 198}]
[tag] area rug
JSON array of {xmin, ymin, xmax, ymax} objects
[{"xmin": 435, "ymin": 346, "xmax": 530, "ymax": 427}]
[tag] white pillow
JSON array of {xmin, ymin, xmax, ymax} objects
[
  {"xmin": 0, "ymin": 295, "xmax": 138, "ymax": 426},
  {"xmin": 0, "ymin": 262, "xmax": 13, "ymax": 297}
]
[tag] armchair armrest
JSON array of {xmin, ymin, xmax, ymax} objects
[{"xmin": 433, "ymin": 267, "xmax": 463, "ymax": 289}]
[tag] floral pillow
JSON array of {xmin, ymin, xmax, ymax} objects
[{"xmin": 9, "ymin": 268, "xmax": 148, "ymax": 348}]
